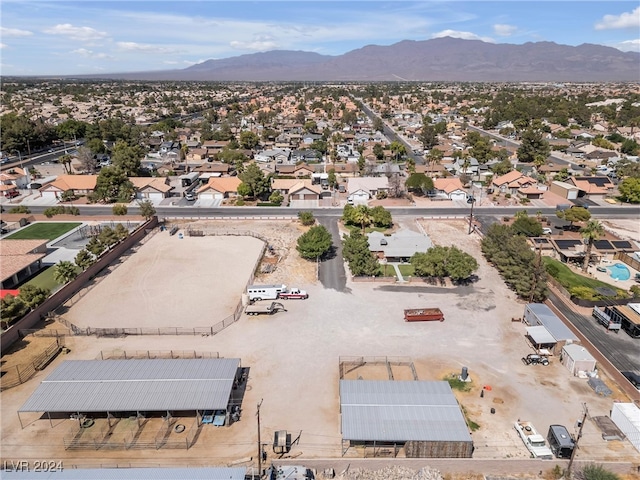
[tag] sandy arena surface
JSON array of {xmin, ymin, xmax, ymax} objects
[{"xmin": 1, "ymin": 217, "xmax": 639, "ymax": 473}]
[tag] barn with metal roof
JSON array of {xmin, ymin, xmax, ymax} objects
[
  {"xmin": 18, "ymin": 358, "xmax": 242, "ymax": 429},
  {"xmin": 339, "ymin": 380, "xmax": 473, "ymax": 458}
]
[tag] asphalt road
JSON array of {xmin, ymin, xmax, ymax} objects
[
  {"xmin": 548, "ymin": 290, "xmax": 640, "ymax": 373},
  {"xmin": 317, "ymin": 216, "xmax": 349, "ymax": 292}
]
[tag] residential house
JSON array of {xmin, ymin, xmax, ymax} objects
[
  {"xmin": 0, "ymin": 168, "xmax": 29, "ymax": 196},
  {"xmin": 291, "ymin": 149, "xmax": 321, "ymax": 163},
  {"xmin": 330, "ymin": 162, "xmax": 359, "ymax": 178},
  {"xmin": 1, "ymin": 239, "xmax": 48, "ymax": 289},
  {"xmin": 193, "ymin": 163, "xmax": 231, "ymax": 180},
  {"xmin": 367, "ymin": 230, "xmax": 433, "ymax": 263},
  {"xmin": 275, "ymin": 164, "xmax": 315, "ymax": 178},
  {"xmin": 202, "ymin": 140, "xmax": 230, "ymax": 157},
  {"xmin": 186, "ymin": 148, "xmax": 209, "ymax": 163},
  {"xmin": 568, "ymin": 176, "xmax": 615, "ymax": 198},
  {"xmin": 254, "ymin": 148, "xmax": 291, "ymax": 164},
  {"xmin": 415, "ymin": 164, "xmax": 447, "ymax": 177},
  {"xmin": 347, "ymin": 177, "xmax": 389, "ymax": 205},
  {"xmin": 492, "ymin": 170, "xmax": 537, "ymax": 195},
  {"xmin": 130, "ymin": 177, "xmax": 173, "ymax": 201},
  {"xmin": 40, "ymin": 175, "xmax": 98, "ymax": 200},
  {"xmin": 432, "ymin": 177, "xmax": 467, "ymax": 201},
  {"xmin": 160, "ymin": 141, "xmax": 180, "ymax": 154},
  {"xmin": 196, "ymin": 177, "xmax": 242, "ymax": 201},
  {"xmin": 452, "ymin": 157, "xmax": 479, "ymax": 176}
]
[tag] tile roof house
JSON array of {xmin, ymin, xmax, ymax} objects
[
  {"xmin": 39, "ymin": 175, "xmax": 98, "ymax": 199},
  {"xmin": 275, "ymin": 164, "xmax": 315, "ymax": 177},
  {"xmin": 492, "ymin": 170, "xmax": 537, "ymax": 194},
  {"xmin": 432, "ymin": 177, "xmax": 467, "ymax": 201},
  {"xmin": 568, "ymin": 176, "xmax": 614, "ymax": 197},
  {"xmin": 1, "ymin": 239, "xmax": 48, "ymax": 289},
  {"xmin": 129, "ymin": 177, "xmax": 173, "ymax": 200},
  {"xmin": 196, "ymin": 177, "xmax": 242, "ymax": 200},
  {"xmin": 0, "ymin": 168, "xmax": 29, "ymax": 192}
]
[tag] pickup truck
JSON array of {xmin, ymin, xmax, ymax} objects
[
  {"xmin": 278, "ymin": 288, "xmax": 308, "ymax": 300},
  {"xmin": 514, "ymin": 420, "xmax": 553, "ymax": 459},
  {"xmin": 245, "ymin": 301, "xmax": 286, "ymax": 316}
]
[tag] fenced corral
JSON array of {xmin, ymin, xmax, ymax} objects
[
  {"xmin": 1, "ymin": 337, "xmax": 64, "ymax": 391},
  {"xmin": 63, "ymin": 416, "xmax": 200, "ymax": 451},
  {"xmin": 97, "ymin": 350, "xmax": 220, "ymax": 360},
  {"xmin": 339, "ymin": 356, "xmax": 418, "ymax": 381}
]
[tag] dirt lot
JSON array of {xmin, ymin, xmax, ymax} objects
[{"xmin": 1, "ymin": 217, "xmax": 638, "ymax": 472}]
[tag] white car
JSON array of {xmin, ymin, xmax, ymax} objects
[{"xmin": 542, "ymin": 227, "xmax": 553, "ymax": 235}]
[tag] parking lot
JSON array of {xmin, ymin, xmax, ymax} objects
[{"xmin": 1, "ymin": 219, "xmax": 638, "ymax": 470}]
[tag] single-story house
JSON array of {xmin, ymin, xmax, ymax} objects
[
  {"xmin": 275, "ymin": 164, "xmax": 315, "ymax": 178},
  {"xmin": 432, "ymin": 177, "xmax": 467, "ymax": 201},
  {"xmin": 196, "ymin": 177, "xmax": 242, "ymax": 200},
  {"xmin": 288, "ymin": 180, "xmax": 323, "ymax": 202},
  {"xmin": 567, "ymin": 176, "xmax": 614, "ymax": 198},
  {"xmin": 129, "ymin": 177, "xmax": 173, "ymax": 201},
  {"xmin": 1, "ymin": 239, "xmax": 48, "ymax": 289},
  {"xmin": 492, "ymin": 171, "xmax": 537, "ymax": 195},
  {"xmin": 39, "ymin": 175, "xmax": 98, "ymax": 199},
  {"xmin": 368, "ymin": 230, "xmax": 432, "ymax": 262},
  {"xmin": 186, "ymin": 148, "xmax": 209, "ymax": 162},
  {"xmin": 347, "ymin": 177, "xmax": 389, "ymax": 205},
  {"xmin": 202, "ymin": 140, "xmax": 230, "ymax": 156}
]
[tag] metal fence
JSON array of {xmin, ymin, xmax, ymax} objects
[
  {"xmin": 97, "ymin": 350, "xmax": 220, "ymax": 360},
  {"xmin": 1, "ymin": 337, "xmax": 64, "ymax": 390},
  {"xmin": 338, "ymin": 356, "xmax": 417, "ymax": 380}
]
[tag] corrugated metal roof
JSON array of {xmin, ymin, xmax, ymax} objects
[
  {"xmin": 340, "ymin": 380, "xmax": 472, "ymax": 442},
  {"xmin": 526, "ymin": 325, "xmax": 556, "ymax": 344},
  {"xmin": 2, "ymin": 467, "xmax": 247, "ymax": 480},
  {"xmin": 526, "ymin": 304, "xmax": 578, "ymax": 342},
  {"xmin": 19, "ymin": 359, "xmax": 240, "ymax": 413}
]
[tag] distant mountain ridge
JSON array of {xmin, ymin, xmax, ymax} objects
[{"xmin": 85, "ymin": 37, "xmax": 640, "ymax": 82}]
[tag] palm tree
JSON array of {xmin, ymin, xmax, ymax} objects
[
  {"xmin": 53, "ymin": 261, "xmax": 78, "ymax": 285},
  {"xmin": 59, "ymin": 154, "xmax": 73, "ymax": 174},
  {"xmin": 581, "ymin": 220, "xmax": 605, "ymax": 273},
  {"xmin": 352, "ymin": 205, "xmax": 373, "ymax": 234}
]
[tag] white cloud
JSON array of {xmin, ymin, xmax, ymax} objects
[
  {"xmin": 1, "ymin": 27, "xmax": 33, "ymax": 37},
  {"xmin": 44, "ymin": 24, "xmax": 108, "ymax": 41},
  {"xmin": 230, "ymin": 38, "xmax": 279, "ymax": 51},
  {"xmin": 613, "ymin": 39, "xmax": 640, "ymax": 52},
  {"xmin": 493, "ymin": 24, "xmax": 517, "ymax": 37},
  {"xmin": 431, "ymin": 30, "xmax": 495, "ymax": 43},
  {"xmin": 71, "ymin": 48, "xmax": 113, "ymax": 59},
  {"xmin": 595, "ymin": 7, "xmax": 640, "ymax": 30},
  {"xmin": 0, "ymin": 43, "xmax": 6, "ymax": 49},
  {"xmin": 162, "ymin": 60, "xmax": 198, "ymax": 66},
  {"xmin": 116, "ymin": 42, "xmax": 178, "ymax": 54}
]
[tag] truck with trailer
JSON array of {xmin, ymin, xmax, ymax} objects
[
  {"xmin": 514, "ymin": 420, "xmax": 553, "ymax": 459},
  {"xmin": 404, "ymin": 308, "xmax": 445, "ymax": 322},
  {"xmin": 244, "ymin": 302, "xmax": 286, "ymax": 316},
  {"xmin": 277, "ymin": 288, "xmax": 308, "ymax": 300}
]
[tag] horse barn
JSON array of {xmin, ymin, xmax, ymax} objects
[
  {"xmin": 17, "ymin": 358, "xmax": 243, "ymax": 449},
  {"xmin": 339, "ymin": 380, "xmax": 473, "ymax": 458}
]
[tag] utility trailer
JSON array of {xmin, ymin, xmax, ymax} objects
[
  {"xmin": 404, "ymin": 308, "xmax": 444, "ymax": 322},
  {"xmin": 592, "ymin": 306, "xmax": 621, "ymax": 332},
  {"xmin": 245, "ymin": 302, "xmax": 286, "ymax": 316}
]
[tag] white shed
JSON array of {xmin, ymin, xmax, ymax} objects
[
  {"xmin": 561, "ymin": 344, "xmax": 596, "ymax": 376},
  {"xmin": 611, "ymin": 403, "xmax": 640, "ymax": 453}
]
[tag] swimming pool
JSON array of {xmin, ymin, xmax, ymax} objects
[{"xmin": 607, "ymin": 263, "xmax": 631, "ymax": 281}]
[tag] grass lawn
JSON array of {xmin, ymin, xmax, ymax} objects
[
  {"xmin": 543, "ymin": 257, "xmax": 626, "ymax": 295},
  {"xmin": 24, "ymin": 267, "xmax": 60, "ymax": 292},
  {"xmin": 6, "ymin": 222, "xmax": 82, "ymax": 240},
  {"xmin": 344, "ymin": 224, "xmax": 390, "ymax": 235},
  {"xmin": 398, "ymin": 264, "xmax": 415, "ymax": 277}
]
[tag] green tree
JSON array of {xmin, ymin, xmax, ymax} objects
[
  {"xmin": 137, "ymin": 199, "xmax": 156, "ymax": 221},
  {"xmin": 298, "ymin": 211, "xmax": 315, "ymax": 226},
  {"xmin": 411, "ymin": 246, "xmax": 478, "ymax": 282},
  {"xmin": 389, "ymin": 141, "xmax": 406, "ymax": 161},
  {"xmin": 112, "ymin": 204, "xmax": 128, "ymax": 215},
  {"xmin": 17, "ymin": 284, "xmax": 50, "ymax": 311},
  {"xmin": 327, "ymin": 169, "xmax": 337, "ymax": 188},
  {"xmin": 405, "ymin": 173, "xmax": 434, "ymax": 195},
  {"xmin": 296, "ymin": 225, "xmax": 333, "ymax": 260},
  {"xmin": 581, "ymin": 220, "xmax": 605, "ymax": 273},
  {"xmin": 420, "ymin": 124, "xmax": 437, "ymax": 150},
  {"xmin": 239, "ymin": 162, "xmax": 269, "ymax": 199},
  {"xmin": 239, "ymin": 131, "xmax": 260, "ymax": 150},
  {"xmin": 111, "ymin": 141, "xmax": 143, "ymax": 177},
  {"xmin": 620, "ymin": 138, "xmax": 639, "ymax": 156},
  {"xmin": 9, "ymin": 205, "xmax": 31, "ymax": 214},
  {"xmin": 94, "ymin": 166, "xmax": 134, "ymax": 203},
  {"xmin": 114, "ymin": 223, "xmax": 129, "ymax": 240},
  {"xmin": 511, "ymin": 215, "xmax": 544, "ymax": 237},
  {"xmin": 577, "ymin": 464, "xmax": 620, "ymax": 480},
  {"xmin": 357, "ymin": 155, "xmax": 366, "ymax": 175},
  {"xmin": 351, "ymin": 205, "xmax": 373, "ymax": 234},
  {"xmin": 373, "ymin": 117, "xmax": 384, "ymax": 132},
  {"xmin": 557, "ymin": 206, "xmax": 591, "ymax": 226},
  {"xmin": 491, "ymin": 159, "xmax": 513, "ymax": 175},
  {"xmin": 237, "ymin": 182, "xmax": 251, "ymax": 199},
  {"xmin": 618, "ymin": 177, "xmax": 640, "ymax": 203},
  {"xmin": 0, "ymin": 294, "xmax": 26, "ymax": 328},
  {"xmin": 86, "ymin": 236, "xmax": 106, "ymax": 256},
  {"xmin": 268, "ymin": 190, "xmax": 284, "ymax": 206},
  {"xmin": 74, "ymin": 249, "xmax": 95, "ymax": 271},
  {"xmin": 517, "ymin": 128, "xmax": 550, "ymax": 163},
  {"xmin": 342, "ymin": 231, "xmax": 380, "ymax": 276},
  {"xmin": 53, "ymin": 261, "xmax": 79, "ymax": 285},
  {"xmin": 98, "ymin": 226, "xmax": 120, "ymax": 247},
  {"xmin": 370, "ymin": 206, "xmax": 393, "ymax": 228},
  {"xmin": 59, "ymin": 154, "xmax": 73, "ymax": 174},
  {"xmin": 373, "ymin": 143, "xmax": 385, "ymax": 160}
]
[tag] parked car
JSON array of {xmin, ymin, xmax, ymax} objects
[
  {"xmin": 185, "ymin": 192, "xmax": 196, "ymax": 201},
  {"xmin": 542, "ymin": 227, "xmax": 552, "ymax": 235},
  {"xmin": 4, "ymin": 190, "xmax": 20, "ymax": 198}
]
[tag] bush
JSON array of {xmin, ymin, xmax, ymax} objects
[
  {"xmin": 256, "ymin": 202, "xmax": 279, "ymax": 207},
  {"xmin": 577, "ymin": 464, "xmax": 620, "ymax": 480},
  {"xmin": 112, "ymin": 204, "xmax": 128, "ymax": 215},
  {"xmin": 505, "ymin": 193, "xmax": 511, "ymax": 199},
  {"xmin": 235, "ymin": 198, "xmax": 245, "ymax": 206},
  {"xmin": 43, "ymin": 206, "xmax": 80, "ymax": 218},
  {"xmin": 9, "ymin": 206, "xmax": 31, "ymax": 214},
  {"xmin": 630, "ymin": 285, "xmax": 640, "ymax": 298},
  {"xmin": 298, "ymin": 211, "xmax": 315, "ymax": 226}
]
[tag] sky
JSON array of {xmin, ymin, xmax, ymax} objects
[{"xmin": 1, "ymin": 1, "xmax": 639, "ymax": 76}]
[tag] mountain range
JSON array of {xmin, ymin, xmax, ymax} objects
[{"xmin": 87, "ymin": 37, "xmax": 640, "ymax": 82}]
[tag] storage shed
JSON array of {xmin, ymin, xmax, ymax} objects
[
  {"xmin": 611, "ymin": 403, "xmax": 640, "ymax": 453},
  {"xmin": 523, "ymin": 304, "xmax": 579, "ymax": 355},
  {"xmin": 339, "ymin": 380, "xmax": 473, "ymax": 458},
  {"xmin": 561, "ymin": 344, "xmax": 596, "ymax": 376}
]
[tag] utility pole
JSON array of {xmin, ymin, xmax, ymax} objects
[
  {"xmin": 467, "ymin": 195, "xmax": 476, "ymax": 234},
  {"xmin": 256, "ymin": 399, "xmax": 263, "ymax": 479},
  {"xmin": 567, "ymin": 404, "xmax": 588, "ymax": 479}
]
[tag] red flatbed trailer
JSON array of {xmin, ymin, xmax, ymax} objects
[{"xmin": 404, "ymin": 308, "xmax": 444, "ymax": 322}]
